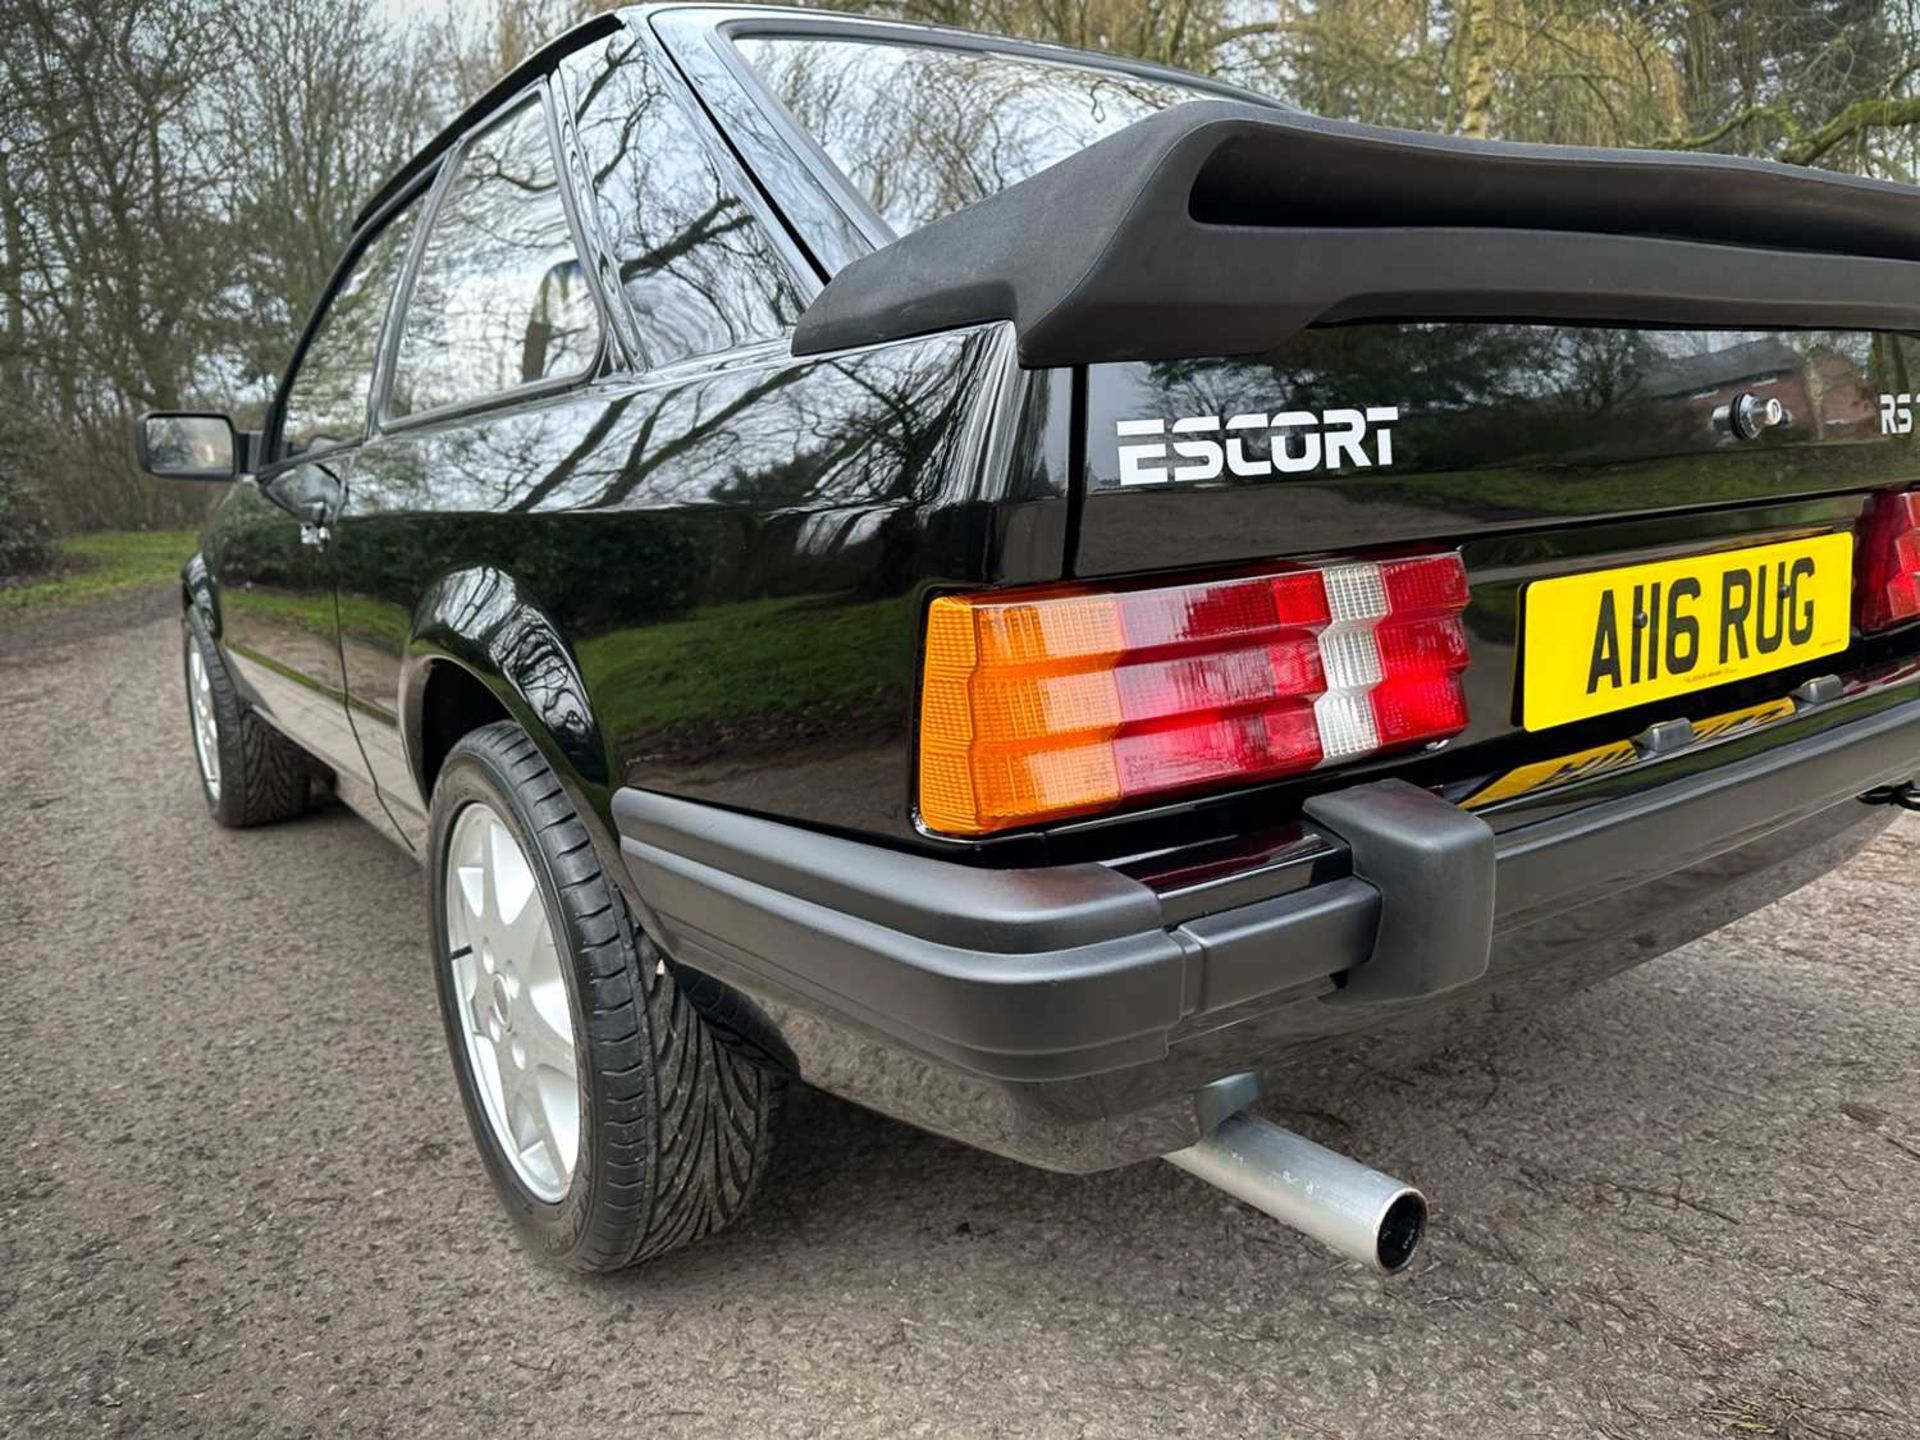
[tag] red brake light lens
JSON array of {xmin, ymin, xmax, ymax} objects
[
  {"xmin": 919, "ymin": 553, "xmax": 1471, "ymax": 835},
  {"xmin": 1858, "ymin": 488, "xmax": 1920, "ymax": 632}
]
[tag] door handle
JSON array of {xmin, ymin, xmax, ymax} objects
[{"xmin": 299, "ymin": 499, "xmax": 331, "ymax": 548}]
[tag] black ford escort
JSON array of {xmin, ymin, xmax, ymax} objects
[{"xmin": 140, "ymin": 5, "xmax": 1920, "ymax": 1274}]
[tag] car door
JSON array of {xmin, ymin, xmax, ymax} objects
[
  {"xmin": 336, "ymin": 86, "xmax": 612, "ymax": 846},
  {"xmin": 208, "ymin": 187, "xmax": 424, "ymax": 792}
]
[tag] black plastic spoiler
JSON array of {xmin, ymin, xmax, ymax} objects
[{"xmin": 790, "ymin": 100, "xmax": 1920, "ymax": 367}]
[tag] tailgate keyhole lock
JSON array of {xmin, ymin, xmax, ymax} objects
[{"xmin": 1715, "ymin": 392, "xmax": 1789, "ymax": 441}]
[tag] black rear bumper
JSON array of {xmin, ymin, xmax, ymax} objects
[{"xmin": 612, "ymin": 687, "xmax": 1919, "ymax": 1169}]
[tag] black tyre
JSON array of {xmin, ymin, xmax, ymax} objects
[
  {"xmin": 181, "ymin": 608, "xmax": 311, "ymax": 828},
  {"xmin": 427, "ymin": 720, "xmax": 783, "ymax": 1272}
]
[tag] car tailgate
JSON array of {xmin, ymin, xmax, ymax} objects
[{"xmin": 1077, "ymin": 323, "xmax": 1920, "ymax": 575}]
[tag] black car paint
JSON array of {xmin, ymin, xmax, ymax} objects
[
  {"xmin": 179, "ymin": 7, "xmax": 1920, "ymax": 1172},
  {"xmin": 1081, "ymin": 327, "xmax": 1920, "ymax": 575}
]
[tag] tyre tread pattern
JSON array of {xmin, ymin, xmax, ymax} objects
[
  {"xmin": 450, "ymin": 722, "xmax": 782, "ymax": 1272},
  {"xmin": 184, "ymin": 611, "xmax": 310, "ymax": 828}
]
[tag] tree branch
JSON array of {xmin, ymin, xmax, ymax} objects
[
  {"xmin": 1665, "ymin": 103, "xmax": 1801, "ymax": 152},
  {"xmin": 1782, "ymin": 95, "xmax": 1920, "ymax": 167}
]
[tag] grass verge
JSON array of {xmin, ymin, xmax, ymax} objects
[{"xmin": 0, "ymin": 530, "xmax": 197, "ymax": 617}]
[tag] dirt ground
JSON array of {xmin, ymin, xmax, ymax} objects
[{"xmin": 2, "ymin": 597, "xmax": 1916, "ymax": 1439}]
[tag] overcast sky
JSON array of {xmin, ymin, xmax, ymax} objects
[{"xmin": 378, "ymin": 0, "xmax": 496, "ymax": 34}]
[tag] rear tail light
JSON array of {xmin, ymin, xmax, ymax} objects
[
  {"xmin": 1857, "ymin": 488, "xmax": 1920, "ymax": 632},
  {"xmin": 918, "ymin": 554, "xmax": 1471, "ymax": 835}
]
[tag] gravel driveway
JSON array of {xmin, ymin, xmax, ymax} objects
[{"xmin": 3, "ymin": 598, "xmax": 1917, "ymax": 1439}]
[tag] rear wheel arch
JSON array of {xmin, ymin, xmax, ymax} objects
[
  {"xmin": 404, "ymin": 574, "xmax": 796, "ymax": 1124},
  {"xmin": 415, "ymin": 659, "xmax": 513, "ymax": 800},
  {"xmin": 397, "ymin": 568, "xmax": 633, "ymax": 923},
  {"xmin": 399, "ymin": 566, "xmax": 612, "ymax": 801},
  {"xmin": 406, "ymin": 644, "xmax": 654, "ymax": 933}
]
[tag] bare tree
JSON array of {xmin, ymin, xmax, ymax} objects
[
  {"xmin": 0, "ymin": 0, "xmax": 443, "ymax": 530},
  {"xmin": 216, "ymin": 0, "xmax": 441, "ymax": 401},
  {"xmin": 0, "ymin": 0, "xmax": 230, "ymax": 528}
]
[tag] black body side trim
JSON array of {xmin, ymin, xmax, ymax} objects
[{"xmin": 791, "ymin": 100, "xmax": 1920, "ymax": 366}]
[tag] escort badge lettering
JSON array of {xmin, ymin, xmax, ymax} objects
[{"xmin": 1114, "ymin": 406, "xmax": 1400, "ymax": 485}]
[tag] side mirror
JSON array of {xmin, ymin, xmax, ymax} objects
[{"xmin": 137, "ymin": 412, "xmax": 255, "ymax": 481}]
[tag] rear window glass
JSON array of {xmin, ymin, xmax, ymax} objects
[{"xmin": 733, "ymin": 36, "xmax": 1235, "ymax": 237}]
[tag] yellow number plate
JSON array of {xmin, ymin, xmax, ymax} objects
[{"xmin": 1521, "ymin": 534, "xmax": 1853, "ymax": 731}]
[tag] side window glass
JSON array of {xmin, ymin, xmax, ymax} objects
[
  {"xmin": 559, "ymin": 33, "xmax": 801, "ymax": 367},
  {"xmin": 389, "ymin": 95, "xmax": 600, "ymax": 419},
  {"xmin": 280, "ymin": 198, "xmax": 418, "ymax": 457}
]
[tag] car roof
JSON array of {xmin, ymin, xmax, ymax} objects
[{"xmin": 351, "ymin": 3, "xmax": 1278, "ymax": 235}]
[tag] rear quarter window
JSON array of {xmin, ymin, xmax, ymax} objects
[{"xmin": 557, "ymin": 32, "xmax": 801, "ymax": 367}]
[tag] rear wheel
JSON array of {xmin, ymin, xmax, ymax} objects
[
  {"xmin": 428, "ymin": 721, "xmax": 783, "ymax": 1272},
  {"xmin": 181, "ymin": 609, "xmax": 311, "ymax": 828}
]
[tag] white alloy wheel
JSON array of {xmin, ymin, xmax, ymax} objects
[
  {"xmin": 443, "ymin": 801, "xmax": 581, "ymax": 1202},
  {"xmin": 187, "ymin": 644, "xmax": 222, "ymax": 799}
]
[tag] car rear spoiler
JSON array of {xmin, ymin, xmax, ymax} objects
[{"xmin": 790, "ymin": 100, "xmax": 1920, "ymax": 367}]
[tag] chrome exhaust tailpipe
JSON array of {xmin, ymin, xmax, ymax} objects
[{"xmin": 1165, "ymin": 1113, "xmax": 1427, "ymax": 1274}]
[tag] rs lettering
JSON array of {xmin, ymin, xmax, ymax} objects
[{"xmin": 1881, "ymin": 393, "xmax": 1914, "ymax": 435}]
